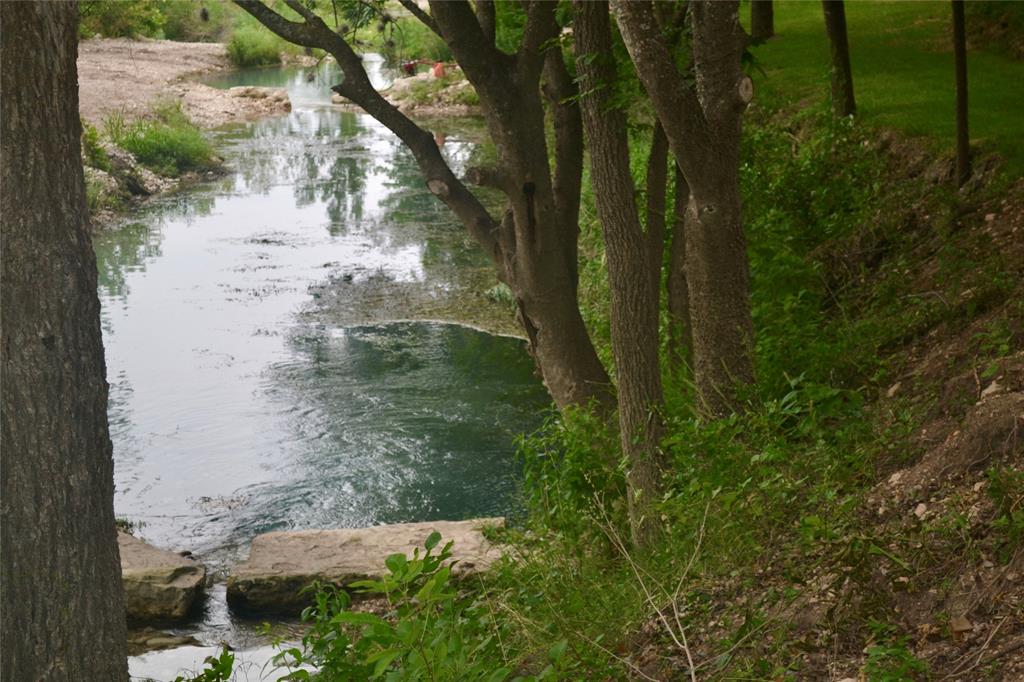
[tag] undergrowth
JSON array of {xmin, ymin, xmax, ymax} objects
[
  {"xmin": 179, "ymin": 91, "xmax": 1021, "ymax": 682},
  {"xmin": 103, "ymin": 103, "xmax": 217, "ymax": 176},
  {"xmin": 227, "ymin": 24, "xmax": 284, "ymax": 67},
  {"xmin": 480, "ymin": 106, "xmax": 1019, "ymax": 678}
]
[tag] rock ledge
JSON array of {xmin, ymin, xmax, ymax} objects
[
  {"xmin": 120, "ymin": 532, "xmax": 206, "ymax": 622},
  {"xmin": 227, "ymin": 518, "xmax": 504, "ymax": 614}
]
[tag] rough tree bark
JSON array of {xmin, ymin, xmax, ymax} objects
[
  {"xmin": 822, "ymin": 0, "xmax": 856, "ymax": 117},
  {"xmin": 751, "ymin": 0, "xmax": 774, "ymax": 41},
  {"xmin": 952, "ymin": 0, "xmax": 970, "ymax": 187},
  {"xmin": 574, "ymin": 0, "xmax": 668, "ymax": 546},
  {"xmin": 1, "ymin": 2, "xmax": 129, "ymax": 679},
  {"xmin": 667, "ymin": 164, "xmax": 693, "ymax": 373},
  {"xmin": 236, "ymin": 0, "xmax": 612, "ymax": 412},
  {"xmin": 612, "ymin": 0, "xmax": 755, "ymax": 417}
]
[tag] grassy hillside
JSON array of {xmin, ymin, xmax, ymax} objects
[
  {"xmin": 747, "ymin": 0, "xmax": 1024, "ymax": 175},
  {"xmin": 487, "ymin": 4, "xmax": 1024, "ymax": 678}
]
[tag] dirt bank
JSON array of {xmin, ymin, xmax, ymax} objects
[{"xmin": 78, "ymin": 38, "xmax": 289, "ymax": 128}]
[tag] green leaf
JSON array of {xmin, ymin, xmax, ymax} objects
[
  {"xmin": 425, "ymin": 531, "xmax": 442, "ymax": 551},
  {"xmin": 416, "ymin": 576, "xmax": 436, "ymax": 602},
  {"xmin": 350, "ymin": 578, "xmax": 382, "ymax": 592},
  {"xmin": 335, "ymin": 611, "xmax": 388, "ymax": 627},
  {"xmin": 368, "ymin": 648, "xmax": 403, "ymax": 678},
  {"xmin": 548, "ymin": 638, "xmax": 568, "ymax": 663},
  {"xmin": 486, "ymin": 667, "xmax": 513, "ymax": 682},
  {"xmin": 385, "ymin": 552, "xmax": 408, "ymax": 574}
]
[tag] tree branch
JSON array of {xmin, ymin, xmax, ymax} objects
[
  {"xmin": 429, "ymin": 0, "xmax": 510, "ymax": 89},
  {"xmin": 466, "ymin": 166, "xmax": 512, "ymax": 192},
  {"xmin": 475, "ymin": 0, "xmax": 496, "ymax": 46},
  {"xmin": 518, "ymin": 0, "xmax": 560, "ymax": 80},
  {"xmin": 645, "ymin": 121, "xmax": 668, "ymax": 283},
  {"xmin": 611, "ymin": 0, "xmax": 712, "ymax": 177},
  {"xmin": 543, "ymin": 46, "xmax": 583, "ymax": 258},
  {"xmin": 234, "ymin": 0, "xmax": 503, "ymax": 274},
  {"xmin": 395, "ymin": 0, "xmax": 442, "ymax": 38}
]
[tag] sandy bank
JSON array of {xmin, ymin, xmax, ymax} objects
[{"xmin": 78, "ymin": 38, "xmax": 289, "ymax": 128}]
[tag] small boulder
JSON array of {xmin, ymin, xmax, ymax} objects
[
  {"xmin": 227, "ymin": 518, "xmax": 504, "ymax": 614},
  {"xmin": 119, "ymin": 532, "xmax": 205, "ymax": 622},
  {"xmin": 228, "ymin": 86, "xmax": 291, "ymax": 113}
]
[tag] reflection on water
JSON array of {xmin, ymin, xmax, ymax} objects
[
  {"xmin": 96, "ymin": 63, "xmax": 547, "ymax": 574},
  {"xmin": 204, "ymin": 54, "xmax": 391, "ymax": 106}
]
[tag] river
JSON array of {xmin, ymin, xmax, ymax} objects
[{"xmin": 94, "ymin": 57, "xmax": 550, "ymax": 680}]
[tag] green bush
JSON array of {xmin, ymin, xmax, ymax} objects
[
  {"xmin": 174, "ymin": 648, "xmax": 234, "ymax": 682},
  {"xmin": 104, "ymin": 104, "xmax": 216, "ymax": 176},
  {"xmin": 988, "ymin": 466, "xmax": 1024, "ymax": 562},
  {"xmin": 81, "ymin": 120, "xmax": 111, "ymax": 172},
  {"xmin": 158, "ymin": 0, "xmax": 232, "ymax": 42},
  {"xmin": 274, "ymin": 532, "xmax": 533, "ymax": 680},
  {"xmin": 518, "ymin": 407, "xmax": 624, "ymax": 542},
  {"xmin": 79, "ymin": 0, "xmax": 165, "ymax": 38},
  {"xmin": 386, "ymin": 18, "xmax": 452, "ymax": 62},
  {"xmin": 226, "ymin": 25, "xmax": 283, "ymax": 67}
]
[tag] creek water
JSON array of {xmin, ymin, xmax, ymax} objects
[{"xmin": 96, "ymin": 58, "xmax": 550, "ymax": 680}]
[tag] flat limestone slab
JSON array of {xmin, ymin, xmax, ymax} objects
[
  {"xmin": 119, "ymin": 532, "xmax": 206, "ymax": 622},
  {"xmin": 226, "ymin": 518, "xmax": 504, "ymax": 614}
]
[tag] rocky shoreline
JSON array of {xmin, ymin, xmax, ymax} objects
[
  {"xmin": 78, "ymin": 39, "xmax": 482, "ymax": 231},
  {"xmin": 78, "ymin": 38, "xmax": 293, "ymax": 129},
  {"xmin": 78, "ymin": 39, "xmax": 293, "ymax": 228},
  {"xmin": 122, "ymin": 518, "xmax": 503, "ymax": 624}
]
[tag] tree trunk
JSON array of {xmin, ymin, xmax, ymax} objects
[
  {"xmin": 612, "ymin": 0, "xmax": 755, "ymax": 417},
  {"xmin": 475, "ymin": 0, "xmax": 496, "ymax": 46},
  {"xmin": 952, "ymin": 0, "xmax": 970, "ymax": 187},
  {"xmin": 574, "ymin": 0, "xmax": 668, "ymax": 546},
  {"xmin": 667, "ymin": 165, "xmax": 693, "ymax": 373},
  {"xmin": 1, "ymin": 2, "xmax": 129, "ymax": 679},
  {"xmin": 645, "ymin": 123, "xmax": 669, "ymax": 300},
  {"xmin": 751, "ymin": 0, "xmax": 774, "ymax": 41},
  {"xmin": 822, "ymin": 0, "xmax": 856, "ymax": 117},
  {"xmin": 684, "ymin": 163, "xmax": 754, "ymax": 417},
  {"xmin": 235, "ymin": 0, "xmax": 613, "ymax": 412}
]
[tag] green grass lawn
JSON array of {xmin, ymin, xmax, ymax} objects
[{"xmin": 746, "ymin": 1, "xmax": 1024, "ymax": 175}]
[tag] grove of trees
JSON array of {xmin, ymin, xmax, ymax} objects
[
  {"xmin": 236, "ymin": 0, "xmax": 762, "ymax": 546},
  {"xmin": 1, "ymin": 0, "xmax": 998, "ymax": 676}
]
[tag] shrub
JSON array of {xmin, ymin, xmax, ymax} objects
[
  {"xmin": 81, "ymin": 120, "xmax": 111, "ymax": 172},
  {"xmin": 386, "ymin": 18, "xmax": 452, "ymax": 62},
  {"xmin": 226, "ymin": 25, "xmax": 283, "ymax": 67},
  {"xmin": 78, "ymin": 0, "xmax": 165, "ymax": 38},
  {"xmin": 158, "ymin": 0, "xmax": 232, "ymax": 42},
  {"xmin": 104, "ymin": 104, "xmax": 216, "ymax": 176},
  {"xmin": 274, "ymin": 533, "xmax": 527, "ymax": 680},
  {"xmin": 173, "ymin": 648, "xmax": 234, "ymax": 682}
]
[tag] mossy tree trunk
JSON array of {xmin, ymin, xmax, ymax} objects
[{"xmin": 1, "ymin": 2, "xmax": 129, "ymax": 679}]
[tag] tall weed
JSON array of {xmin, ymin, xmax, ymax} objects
[
  {"xmin": 104, "ymin": 104, "xmax": 216, "ymax": 176},
  {"xmin": 227, "ymin": 25, "xmax": 284, "ymax": 67}
]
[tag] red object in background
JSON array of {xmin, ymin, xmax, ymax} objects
[
  {"xmin": 432, "ymin": 62, "xmax": 446, "ymax": 78},
  {"xmin": 402, "ymin": 61, "xmax": 416, "ymax": 76}
]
